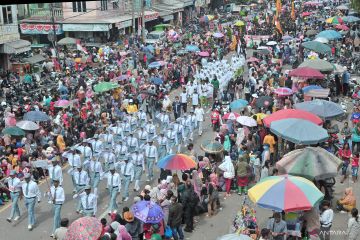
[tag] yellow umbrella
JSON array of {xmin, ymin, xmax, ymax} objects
[
  {"xmin": 234, "ymin": 21, "xmax": 245, "ymax": 27},
  {"xmin": 207, "ymin": 15, "xmax": 215, "ymax": 21},
  {"xmin": 252, "ymin": 113, "xmax": 268, "ymax": 125}
]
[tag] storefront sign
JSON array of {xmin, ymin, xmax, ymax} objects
[
  {"xmin": 20, "ymin": 23, "xmax": 63, "ymax": 35},
  {"xmin": 162, "ymin": 14, "xmax": 174, "ymax": 22},
  {"xmin": 62, "ymin": 24, "xmax": 110, "ymax": 32},
  {"xmin": 116, "ymin": 20, "xmax": 132, "ymax": 29},
  {"xmin": 144, "ymin": 12, "xmax": 159, "ymax": 22},
  {"xmin": 0, "ymin": 33, "xmax": 20, "ymax": 45}
]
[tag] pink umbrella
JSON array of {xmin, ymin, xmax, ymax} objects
[
  {"xmin": 54, "ymin": 100, "xmax": 71, "ymax": 108},
  {"xmin": 335, "ymin": 24, "xmax": 349, "ymax": 31},
  {"xmin": 302, "ymin": 12, "xmax": 312, "ymax": 17},
  {"xmin": 274, "ymin": 87, "xmax": 294, "ymax": 96},
  {"xmin": 198, "ymin": 51, "xmax": 210, "ymax": 57},
  {"xmin": 246, "ymin": 57, "xmax": 260, "ymax": 63},
  {"xmin": 223, "ymin": 112, "xmax": 241, "ymax": 120}
]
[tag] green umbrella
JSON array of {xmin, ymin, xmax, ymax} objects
[
  {"xmin": 154, "ymin": 24, "xmax": 172, "ymax": 31},
  {"xmin": 2, "ymin": 126, "xmax": 25, "ymax": 136},
  {"xmin": 298, "ymin": 59, "xmax": 335, "ymax": 72},
  {"xmin": 94, "ymin": 82, "xmax": 120, "ymax": 93},
  {"xmin": 302, "ymin": 41, "xmax": 331, "ymax": 54},
  {"xmin": 305, "ymin": 29, "xmax": 317, "ymax": 36},
  {"xmin": 276, "ymin": 147, "xmax": 342, "ymax": 180},
  {"xmin": 200, "ymin": 140, "xmax": 224, "ymax": 153}
]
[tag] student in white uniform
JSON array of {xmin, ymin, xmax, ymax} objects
[
  {"xmin": 126, "ymin": 132, "xmax": 139, "ymax": 153},
  {"xmin": 48, "ymin": 159, "xmax": 63, "ymax": 186},
  {"xmin": 65, "ymin": 149, "xmax": 82, "ymax": 192},
  {"xmin": 120, "ymin": 158, "xmax": 134, "ymax": 202},
  {"xmin": 88, "ymin": 156, "xmax": 103, "ymax": 196},
  {"xmin": 77, "ymin": 185, "xmax": 97, "ymax": 217},
  {"xmin": 104, "ymin": 166, "xmax": 121, "ymax": 214},
  {"xmin": 114, "ymin": 140, "xmax": 128, "ymax": 161},
  {"xmin": 73, "ymin": 165, "xmax": 90, "ymax": 213},
  {"xmin": 47, "ymin": 178, "xmax": 65, "ymax": 238},
  {"xmin": 131, "ymin": 150, "xmax": 145, "ymax": 192},
  {"xmin": 22, "ymin": 173, "xmax": 41, "ymax": 231},
  {"xmin": 144, "ymin": 140, "xmax": 158, "ymax": 182},
  {"xmin": 6, "ymin": 170, "xmax": 22, "ymax": 223},
  {"xmin": 194, "ymin": 105, "xmax": 205, "ymax": 136}
]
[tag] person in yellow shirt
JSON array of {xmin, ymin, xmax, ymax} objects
[{"xmin": 263, "ymin": 132, "xmax": 276, "ymax": 165}]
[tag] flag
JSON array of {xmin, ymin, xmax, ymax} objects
[
  {"xmin": 276, "ymin": 0, "xmax": 282, "ymax": 17},
  {"xmin": 265, "ymin": 12, "xmax": 270, "ymax": 24},
  {"xmin": 76, "ymin": 39, "xmax": 88, "ymax": 54},
  {"xmin": 291, "ymin": 0, "xmax": 295, "ymax": 21},
  {"xmin": 274, "ymin": 15, "xmax": 283, "ymax": 34}
]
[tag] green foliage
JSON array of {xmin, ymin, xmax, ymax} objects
[{"xmin": 351, "ymin": 0, "xmax": 360, "ymax": 12}]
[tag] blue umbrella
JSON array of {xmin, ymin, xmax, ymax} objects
[
  {"xmin": 343, "ymin": 16, "xmax": 360, "ymax": 23},
  {"xmin": 230, "ymin": 99, "xmax": 249, "ymax": 110},
  {"xmin": 316, "ymin": 30, "xmax": 342, "ymax": 40},
  {"xmin": 131, "ymin": 200, "xmax": 164, "ymax": 223},
  {"xmin": 270, "ymin": 118, "xmax": 329, "ymax": 145},
  {"xmin": 294, "ymin": 99, "xmax": 343, "ymax": 120},
  {"xmin": 185, "ymin": 45, "xmax": 200, "ymax": 52},
  {"xmin": 23, "ymin": 111, "xmax": 50, "ymax": 122},
  {"xmin": 282, "ymin": 35, "xmax": 293, "ymax": 41},
  {"xmin": 150, "ymin": 77, "xmax": 163, "ymax": 85},
  {"xmin": 302, "ymin": 85, "xmax": 323, "ymax": 93},
  {"xmin": 144, "ymin": 45, "xmax": 154, "ymax": 53},
  {"xmin": 148, "ymin": 61, "xmax": 162, "ymax": 69}
]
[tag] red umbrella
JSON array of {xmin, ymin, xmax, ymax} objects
[
  {"xmin": 302, "ymin": 12, "xmax": 312, "ymax": 17},
  {"xmin": 263, "ymin": 109, "xmax": 323, "ymax": 127},
  {"xmin": 246, "ymin": 57, "xmax": 260, "ymax": 63},
  {"xmin": 288, "ymin": 67, "xmax": 324, "ymax": 80},
  {"xmin": 274, "ymin": 87, "xmax": 293, "ymax": 96},
  {"xmin": 64, "ymin": 217, "xmax": 102, "ymax": 240},
  {"xmin": 223, "ymin": 112, "xmax": 241, "ymax": 120},
  {"xmin": 335, "ymin": 24, "xmax": 349, "ymax": 31}
]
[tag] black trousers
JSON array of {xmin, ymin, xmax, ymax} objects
[
  {"xmin": 184, "ymin": 207, "xmax": 194, "ymax": 230},
  {"xmin": 181, "ymin": 102, "xmax": 187, "ymax": 113},
  {"xmin": 343, "ymin": 83, "xmax": 349, "ymax": 96}
]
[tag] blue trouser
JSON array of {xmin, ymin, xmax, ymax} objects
[
  {"xmin": 108, "ymin": 187, "xmax": 119, "ymax": 212},
  {"xmin": 122, "ymin": 176, "xmax": 131, "ymax": 198},
  {"xmin": 172, "ymin": 226, "xmax": 185, "ymax": 240},
  {"xmin": 159, "ymin": 146, "xmax": 167, "ymax": 160},
  {"xmin": 118, "ymin": 154, "xmax": 126, "ymax": 161},
  {"xmin": 83, "ymin": 209, "xmax": 94, "ymax": 217},
  {"xmin": 139, "ymin": 139, "xmax": 146, "ymax": 147},
  {"xmin": 129, "ymin": 146, "xmax": 136, "ymax": 153},
  {"xmin": 52, "ymin": 204, "xmax": 62, "ymax": 233},
  {"xmin": 168, "ymin": 140, "xmax": 175, "ymax": 153},
  {"xmin": 25, "ymin": 197, "xmax": 36, "ymax": 226},
  {"xmin": 9, "ymin": 192, "xmax": 20, "ymax": 219},
  {"xmin": 134, "ymin": 166, "xmax": 143, "ymax": 181},
  {"xmin": 76, "ymin": 186, "xmax": 85, "ymax": 211},
  {"xmin": 147, "ymin": 157, "xmax": 155, "ymax": 179},
  {"xmin": 71, "ymin": 172, "xmax": 77, "ymax": 190},
  {"xmin": 91, "ymin": 173, "xmax": 100, "ymax": 189}
]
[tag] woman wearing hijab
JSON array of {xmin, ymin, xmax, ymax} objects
[
  {"xmin": 56, "ymin": 134, "xmax": 66, "ymax": 153},
  {"xmin": 110, "ymin": 221, "xmax": 132, "ymax": 240},
  {"xmin": 192, "ymin": 170, "xmax": 203, "ymax": 198},
  {"xmin": 337, "ymin": 187, "xmax": 357, "ymax": 213},
  {"xmin": 218, "ymin": 152, "xmax": 235, "ymax": 199}
]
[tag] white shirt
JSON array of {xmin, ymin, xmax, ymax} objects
[
  {"xmin": 105, "ymin": 172, "xmax": 121, "ymax": 190},
  {"xmin": 111, "ymin": 125, "xmax": 124, "ymax": 136},
  {"xmin": 79, "ymin": 192, "xmax": 97, "ymax": 214},
  {"xmin": 146, "ymin": 124, "xmax": 156, "ymax": 134},
  {"xmin": 167, "ymin": 130, "xmax": 178, "ymax": 144},
  {"xmin": 115, "ymin": 144, "xmax": 128, "ymax": 156},
  {"xmin": 48, "ymin": 165, "xmax": 63, "ymax": 185},
  {"xmin": 122, "ymin": 122, "xmax": 131, "ymax": 132},
  {"xmin": 89, "ymin": 160, "xmax": 103, "ymax": 175},
  {"xmin": 49, "ymin": 186, "xmax": 65, "ymax": 204},
  {"xmin": 192, "ymin": 93, "xmax": 199, "ymax": 106},
  {"xmin": 100, "ymin": 151, "xmax": 116, "ymax": 163},
  {"xmin": 194, "ymin": 107, "xmax": 205, "ymax": 121},
  {"xmin": 144, "ymin": 145, "xmax": 158, "ymax": 161},
  {"xmin": 22, "ymin": 180, "xmax": 41, "ymax": 201},
  {"xmin": 138, "ymin": 111, "xmax": 147, "ymax": 121},
  {"xmin": 320, "ymin": 209, "xmax": 334, "ymax": 228},
  {"xmin": 91, "ymin": 140, "xmax": 104, "ymax": 153},
  {"xmin": 7, "ymin": 177, "xmax": 21, "ymax": 193},
  {"xmin": 66, "ymin": 153, "xmax": 81, "ymax": 168},
  {"xmin": 132, "ymin": 153, "xmax": 145, "ymax": 169},
  {"xmin": 102, "ymin": 133, "xmax": 114, "ymax": 145},
  {"xmin": 120, "ymin": 161, "xmax": 135, "ymax": 181},
  {"xmin": 138, "ymin": 130, "xmax": 149, "ymax": 141},
  {"xmin": 127, "ymin": 137, "xmax": 139, "ymax": 148},
  {"xmin": 73, "ymin": 170, "xmax": 90, "ymax": 186},
  {"xmin": 77, "ymin": 145, "xmax": 93, "ymax": 159},
  {"xmin": 157, "ymin": 136, "xmax": 168, "ymax": 150},
  {"xmin": 180, "ymin": 92, "xmax": 188, "ymax": 103}
]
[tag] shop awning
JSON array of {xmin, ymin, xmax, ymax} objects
[
  {"xmin": 0, "ymin": 39, "xmax": 31, "ymax": 54},
  {"xmin": 24, "ymin": 54, "xmax": 46, "ymax": 64}
]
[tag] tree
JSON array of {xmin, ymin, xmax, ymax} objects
[{"xmin": 351, "ymin": 0, "xmax": 360, "ymax": 12}]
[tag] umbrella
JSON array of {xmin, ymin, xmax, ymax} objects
[
  {"xmin": 154, "ymin": 23, "xmax": 172, "ymax": 30},
  {"xmin": 288, "ymin": 67, "xmax": 324, "ymax": 79},
  {"xmin": 270, "ymin": 118, "xmax": 328, "ymax": 145},
  {"xmin": 117, "ymin": 75, "xmax": 129, "ymax": 81},
  {"xmin": 217, "ymin": 234, "xmax": 252, "ymax": 240},
  {"xmin": 336, "ymin": 5, "xmax": 348, "ymax": 10},
  {"xmin": 246, "ymin": 57, "xmax": 260, "ymax": 63},
  {"xmin": 223, "ymin": 112, "xmax": 240, "ymax": 121},
  {"xmin": 282, "ymin": 35, "xmax": 293, "ymax": 41},
  {"xmin": 314, "ymin": 37, "xmax": 329, "ymax": 44},
  {"xmin": 298, "ymin": 59, "xmax": 334, "ymax": 72},
  {"xmin": 335, "ymin": 24, "xmax": 349, "ymax": 31},
  {"xmin": 157, "ymin": 154, "xmax": 196, "ymax": 170},
  {"xmin": 263, "ymin": 109, "xmax": 322, "ymax": 127},
  {"xmin": 316, "ymin": 30, "xmax": 342, "ymax": 40},
  {"xmin": 266, "ymin": 41, "xmax": 277, "ymax": 46},
  {"xmin": 248, "ymin": 175, "xmax": 324, "ymax": 212},
  {"xmin": 325, "ymin": 16, "xmax": 344, "ymax": 24},
  {"xmin": 185, "ymin": 45, "xmax": 200, "ymax": 52},
  {"xmin": 145, "ymin": 45, "xmax": 155, "ymax": 52},
  {"xmin": 302, "ymin": 41, "xmax": 331, "ymax": 54},
  {"xmin": 64, "ymin": 217, "xmax": 102, "ymax": 240},
  {"xmin": 333, "ymin": 63, "xmax": 346, "ymax": 73},
  {"xmin": 23, "ymin": 111, "xmax": 50, "ymax": 122},
  {"xmin": 177, "ymin": 49, "xmax": 188, "ymax": 55},
  {"xmin": 150, "ymin": 77, "xmax": 163, "ymax": 85},
  {"xmin": 343, "ymin": 16, "xmax": 360, "ymax": 23},
  {"xmin": 255, "ymin": 96, "xmax": 273, "ymax": 108},
  {"xmin": 252, "ymin": 113, "xmax": 268, "ymax": 124},
  {"xmin": 198, "ymin": 51, "xmax": 210, "ymax": 57},
  {"xmin": 257, "ymin": 46, "xmax": 269, "ymax": 50},
  {"xmin": 57, "ymin": 37, "xmax": 78, "ymax": 45},
  {"xmin": 302, "ymin": 85, "xmax": 323, "ymax": 93},
  {"xmin": 2, "ymin": 126, "xmax": 25, "ymax": 136},
  {"xmin": 305, "ymin": 29, "xmax": 317, "ymax": 36},
  {"xmin": 94, "ymin": 82, "xmax": 120, "ymax": 93},
  {"xmin": 234, "ymin": 21, "xmax": 245, "ymax": 27},
  {"xmin": 54, "ymin": 99, "xmax": 71, "ymax": 108},
  {"xmin": 16, "ymin": 120, "xmax": 40, "ymax": 131},
  {"xmin": 148, "ymin": 61, "xmax": 162, "ymax": 68},
  {"xmin": 302, "ymin": 12, "xmax": 312, "ymax": 17},
  {"xmin": 200, "ymin": 140, "xmax": 224, "ymax": 153},
  {"xmin": 236, "ymin": 116, "xmax": 257, "ymax": 127},
  {"xmin": 294, "ymin": 99, "xmax": 344, "ymax": 120},
  {"xmin": 213, "ymin": 32, "xmax": 224, "ymax": 38},
  {"xmin": 274, "ymin": 87, "xmax": 293, "ymax": 96},
  {"xmin": 276, "ymin": 147, "xmax": 342, "ymax": 180},
  {"xmin": 131, "ymin": 200, "xmax": 164, "ymax": 223},
  {"xmin": 230, "ymin": 99, "xmax": 249, "ymax": 110}
]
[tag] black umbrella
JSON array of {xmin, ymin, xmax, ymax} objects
[{"xmin": 255, "ymin": 96, "xmax": 273, "ymax": 108}]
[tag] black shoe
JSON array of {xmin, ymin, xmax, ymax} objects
[
  {"xmin": 184, "ymin": 228, "xmax": 193, "ymax": 233},
  {"xmin": 6, "ymin": 218, "xmax": 11, "ymax": 223}
]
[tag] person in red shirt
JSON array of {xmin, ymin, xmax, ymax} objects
[
  {"xmin": 351, "ymin": 153, "xmax": 359, "ymax": 183},
  {"xmin": 338, "ymin": 142, "xmax": 352, "ymax": 183}
]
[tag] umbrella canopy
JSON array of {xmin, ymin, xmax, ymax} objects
[
  {"xmin": 289, "ymin": 67, "xmax": 324, "ymax": 79},
  {"xmin": 255, "ymin": 96, "xmax": 273, "ymax": 108},
  {"xmin": 314, "ymin": 37, "xmax": 329, "ymax": 44},
  {"xmin": 230, "ymin": 99, "xmax": 249, "ymax": 110},
  {"xmin": 64, "ymin": 217, "xmax": 102, "ymax": 240},
  {"xmin": 302, "ymin": 41, "xmax": 331, "ymax": 54},
  {"xmin": 248, "ymin": 175, "xmax": 324, "ymax": 212},
  {"xmin": 234, "ymin": 20, "xmax": 245, "ymax": 27},
  {"xmin": 223, "ymin": 112, "xmax": 241, "ymax": 120},
  {"xmin": 153, "ymin": 23, "xmax": 172, "ymax": 30},
  {"xmin": 246, "ymin": 57, "xmax": 260, "ymax": 63},
  {"xmin": 263, "ymin": 109, "xmax": 322, "ymax": 127},
  {"xmin": 148, "ymin": 61, "xmax": 162, "ymax": 68},
  {"xmin": 305, "ymin": 29, "xmax": 318, "ymax": 36},
  {"xmin": 177, "ymin": 49, "xmax": 188, "ymax": 55},
  {"xmin": 294, "ymin": 99, "xmax": 343, "ymax": 120},
  {"xmin": 343, "ymin": 16, "xmax": 360, "ymax": 23},
  {"xmin": 333, "ymin": 63, "xmax": 346, "ymax": 73},
  {"xmin": 198, "ymin": 51, "xmax": 210, "ymax": 57},
  {"xmin": 185, "ymin": 45, "xmax": 200, "ymax": 52},
  {"xmin": 276, "ymin": 147, "xmax": 342, "ymax": 180},
  {"xmin": 57, "ymin": 37, "xmax": 78, "ymax": 45},
  {"xmin": 325, "ymin": 16, "xmax": 344, "ymax": 24},
  {"xmin": 117, "ymin": 75, "xmax": 129, "ymax": 81},
  {"xmin": 335, "ymin": 24, "xmax": 349, "ymax": 31},
  {"xmin": 336, "ymin": 5, "xmax": 348, "ymax": 10},
  {"xmin": 274, "ymin": 87, "xmax": 293, "ymax": 96},
  {"xmin": 94, "ymin": 82, "xmax": 120, "ymax": 93},
  {"xmin": 298, "ymin": 59, "xmax": 334, "ymax": 72},
  {"xmin": 302, "ymin": 85, "xmax": 323, "ymax": 93},
  {"xmin": 316, "ymin": 30, "xmax": 342, "ymax": 40},
  {"xmin": 23, "ymin": 111, "xmax": 50, "ymax": 122},
  {"xmin": 270, "ymin": 118, "xmax": 328, "ymax": 145},
  {"xmin": 302, "ymin": 12, "xmax": 312, "ymax": 17},
  {"xmin": 266, "ymin": 41, "xmax": 278, "ymax": 46},
  {"xmin": 150, "ymin": 77, "xmax": 163, "ymax": 85},
  {"xmin": 217, "ymin": 234, "xmax": 252, "ymax": 240},
  {"xmin": 282, "ymin": 35, "xmax": 294, "ymax": 41},
  {"xmin": 54, "ymin": 99, "xmax": 71, "ymax": 108},
  {"xmin": 213, "ymin": 32, "xmax": 224, "ymax": 38},
  {"xmin": 157, "ymin": 154, "xmax": 196, "ymax": 170},
  {"xmin": 16, "ymin": 120, "xmax": 40, "ymax": 131},
  {"xmin": 131, "ymin": 200, "xmax": 164, "ymax": 223},
  {"xmin": 236, "ymin": 116, "xmax": 257, "ymax": 127},
  {"xmin": 2, "ymin": 126, "xmax": 25, "ymax": 136},
  {"xmin": 200, "ymin": 140, "xmax": 224, "ymax": 153}
]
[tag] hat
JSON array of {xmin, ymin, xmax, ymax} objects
[
  {"xmin": 53, "ymin": 178, "xmax": 60, "ymax": 182},
  {"xmin": 10, "ymin": 170, "xmax": 16, "ymax": 176},
  {"xmin": 252, "ymin": 93, "xmax": 259, "ymax": 98},
  {"xmin": 93, "ymin": 134, "xmax": 99, "ymax": 138},
  {"xmin": 24, "ymin": 173, "xmax": 31, "ymax": 179},
  {"xmin": 84, "ymin": 185, "xmax": 91, "ymax": 190},
  {"xmin": 109, "ymin": 165, "xmax": 115, "ymax": 171},
  {"xmin": 123, "ymin": 211, "xmax": 134, "ymax": 222},
  {"xmin": 77, "ymin": 164, "xmax": 82, "ymax": 169},
  {"xmin": 144, "ymin": 185, "xmax": 152, "ymax": 191}
]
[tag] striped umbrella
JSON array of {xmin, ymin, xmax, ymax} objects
[
  {"xmin": 274, "ymin": 87, "xmax": 293, "ymax": 96},
  {"xmin": 325, "ymin": 16, "xmax": 343, "ymax": 24},
  {"xmin": 223, "ymin": 112, "xmax": 241, "ymax": 120},
  {"xmin": 248, "ymin": 175, "xmax": 324, "ymax": 212},
  {"xmin": 157, "ymin": 154, "xmax": 196, "ymax": 170}
]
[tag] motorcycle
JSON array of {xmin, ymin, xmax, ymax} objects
[{"xmin": 211, "ymin": 109, "xmax": 221, "ymax": 132}]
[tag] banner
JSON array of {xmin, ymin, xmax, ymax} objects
[{"xmin": 291, "ymin": 0, "xmax": 295, "ymax": 21}]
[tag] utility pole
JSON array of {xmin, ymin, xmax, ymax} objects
[
  {"xmin": 141, "ymin": 0, "xmax": 145, "ymax": 43},
  {"xmin": 132, "ymin": 0, "xmax": 135, "ymax": 36},
  {"xmin": 50, "ymin": 3, "xmax": 59, "ymax": 60}
]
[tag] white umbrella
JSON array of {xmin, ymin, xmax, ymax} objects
[
  {"xmin": 217, "ymin": 234, "xmax": 252, "ymax": 240},
  {"xmin": 266, "ymin": 41, "xmax": 277, "ymax": 46},
  {"xmin": 236, "ymin": 116, "xmax": 257, "ymax": 127},
  {"xmin": 336, "ymin": 5, "xmax": 348, "ymax": 10},
  {"xmin": 314, "ymin": 37, "xmax": 329, "ymax": 44},
  {"xmin": 257, "ymin": 46, "xmax": 269, "ymax": 50},
  {"xmin": 16, "ymin": 120, "xmax": 40, "ymax": 131},
  {"xmin": 333, "ymin": 63, "xmax": 346, "ymax": 73}
]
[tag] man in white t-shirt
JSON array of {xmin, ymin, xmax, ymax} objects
[
  {"xmin": 192, "ymin": 91, "xmax": 199, "ymax": 109},
  {"xmin": 180, "ymin": 88, "xmax": 188, "ymax": 113},
  {"xmin": 194, "ymin": 105, "xmax": 205, "ymax": 136}
]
